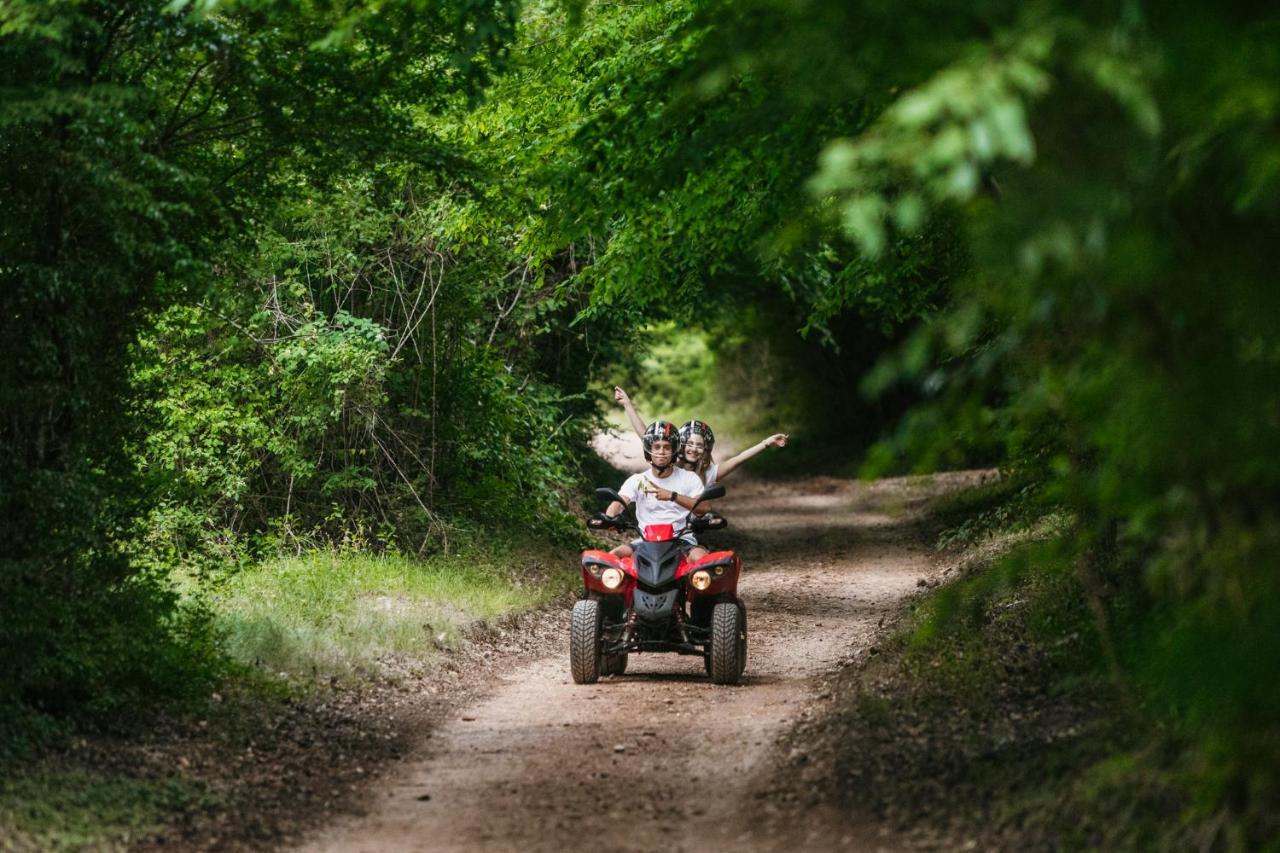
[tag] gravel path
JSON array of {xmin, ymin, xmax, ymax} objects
[{"xmin": 294, "ymin": 467, "xmax": 981, "ymax": 852}]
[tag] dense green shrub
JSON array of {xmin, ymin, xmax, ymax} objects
[
  {"xmin": 0, "ymin": 0, "xmax": 518, "ymax": 734},
  {"xmin": 129, "ymin": 176, "xmax": 620, "ymax": 575},
  {"xmin": 846, "ymin": 11, "xmax": 1280, "ymax": 836}
]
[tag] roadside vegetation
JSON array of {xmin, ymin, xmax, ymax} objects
[
  {"xmin": 1, "ymin": 769, "xmax": 212, "ymax": 852},
  {"xmin": 2, "ymin": 542, "xmax": 573, "ymax": 851},
  {"xmin": 3, "ymin": 0, "xmax": 1278, "ymax": 848},
  {"xmin": 792, "ymin": 480, "xmax": 1277, "ymax": 849},
  {"xmin": 216, "ymin": 546, "xmax": 574, "ymax": 683}
]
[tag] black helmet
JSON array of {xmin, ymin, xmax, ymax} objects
[
  {"xmin": 679, "ymin": 420, "xmax": 715, "ymax": 453},
  {"xmin": 642, "ymin": 421, "xmax": 683, "ymax": 462}
]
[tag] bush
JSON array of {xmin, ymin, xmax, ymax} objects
[{"xmin": 128, "ymin": 177, "xmax": 615, "ymax": 578}]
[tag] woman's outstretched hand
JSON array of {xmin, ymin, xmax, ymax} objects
[
  {"xmin": 766, "ymin": 433, "xmax": 789, "ymax": 448},
  {"xmin": 614, "ymin": 386, "xmax": 646, "ymax": 438}
]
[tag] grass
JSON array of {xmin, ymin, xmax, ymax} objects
[
  {"xmin": 212, "ymin": 547, "xmax": 574, "ymax": 681},
  {"xmin": 0, "ymin": 766, "xmax": 213, "ymax": 851},
  {"xmin": 0, "ymin": 542, "xmax": 575, "ymax": 849}
]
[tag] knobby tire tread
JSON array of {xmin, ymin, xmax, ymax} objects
[
  {"xmin": 710, "ymin": 601, "xmax": 744, "ymax": 685},
  {"xmin": 570, "ymin": 599, "xmax": 602, "ymax": 684}
]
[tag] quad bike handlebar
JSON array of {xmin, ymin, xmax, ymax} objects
[
  {"xmin": 587, "ymin": 513, "xmax": 630, "ymax": 530},
  {"xmin": 691, "ymin": 512, "xmax": 728, "ymax": 531},
  {"xmin": 586, "ymin": 484, "xmax": 727, "ymax": 535}
]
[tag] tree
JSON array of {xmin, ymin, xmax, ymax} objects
[
  {"xmin": 481, "ymin": 0, "xmax": 1280, "ymax": 836},
  {"xmin": 0, "ymin": 0, "xmax": 517, "ymax": 721}
]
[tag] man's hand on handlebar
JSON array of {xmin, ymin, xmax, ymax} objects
[{"xmin": 690, "ymin": 510, "xmax": 727, "ymax": 531}]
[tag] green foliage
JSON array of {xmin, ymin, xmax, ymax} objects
[
  {"xmin": 840, "ymin": 10, "xmax": 1280, "ymax": 831},
  {"xmin": 129, "ymin": 173, "xmax": 610, "ymax": 574},
  {"xmin": 0, "ymin": 579, "xmax": 224, "ymax": 762},
  {"xmin": 547, "ymin": 0, "xmax": 1280, "ymax": 836},
  {"xmin": 0, "ymin": 0, "xmax": 518, "ymax": 734},
  {"xmin": 808, "ymin": 21, "xmax": 1059, "ymax": 257},
  {"xmin": 900, "ymin": 524, "xmax": 1280, "ymax": 847},
  {"xmin": 4, "ymin": 0, "xmax": 1279, "ymax": 838},
  {"xmin": 461, "ymin": 0, "xmax": 967, "ymax": 457},
  {"xmin": 607, "ymin": 322, "xmax": 716, "ymax": 423}
]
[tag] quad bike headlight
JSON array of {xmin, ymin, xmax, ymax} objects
[
  {"xmin": 601, "ymin": 567, "xmax": 624, "ymax": 590},
  {"xmin": 690, "ymin": 570, "xmax": 712, "ymax": 591}
]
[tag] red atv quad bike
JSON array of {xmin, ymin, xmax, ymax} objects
[{"xmin": 570, "ymin": 484, "xmax": 747, "ymax": 685}]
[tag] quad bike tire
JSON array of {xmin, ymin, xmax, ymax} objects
[
  {"xmin": 709, "ymin": 600, "xmax": 747, "ymax": 685},
  {"xmin": 570, "ymin": 599, "xmax": 603, "ymax": 684}
]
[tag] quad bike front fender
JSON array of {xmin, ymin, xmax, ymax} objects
[
  {"xmin": 681, "ymin": 550, "xmax": 741, "ymax": 599},
  {"xmin": 581, "ymin": 549, "xmax": 636, "ymax": 597}
]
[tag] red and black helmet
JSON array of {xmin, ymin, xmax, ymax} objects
[
  {"xmin": 642, "ymin": 420, "xmax": 683, "ymax": 462},
  {"xmin": 679, "ymin": 420, "xmax": 715, "ymax": 453}
]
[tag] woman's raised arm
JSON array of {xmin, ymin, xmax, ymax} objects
[
  {"xmin": 716, "ymin": 433, "xmax": 788, "ymax": 480},
  {"xmin": 614, "ymin": 386, "xmax": 647, "ymax": 438}
]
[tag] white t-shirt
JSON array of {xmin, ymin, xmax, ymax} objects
[
  {"xmin": 703, "ymin": 462, "xmax": 720, "ymax": 486},
  {"xmin": 620, "ymin": 467, "xmax": 705, "ymax": 530}
]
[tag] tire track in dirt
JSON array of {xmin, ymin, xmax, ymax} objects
[{"xmin": 295, "ymin": 471, "xmax": 979, "ymax": 852}]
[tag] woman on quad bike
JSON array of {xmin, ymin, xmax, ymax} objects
[
  {"xmin": 603, "ymin": 420, "xmax": 710, "ymax": 562},
  {"xmin": 613, "ymin": 386, "xmax": 789, "ymax": 485}
]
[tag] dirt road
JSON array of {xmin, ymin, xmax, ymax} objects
[{"xmin": 296, "ymin": 465, "xmax": 976, "ymax": 852}]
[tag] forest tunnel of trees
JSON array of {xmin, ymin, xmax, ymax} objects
[{"xmin": 2, "ymin": 0, "xmax": 1278, "ymax": 845}]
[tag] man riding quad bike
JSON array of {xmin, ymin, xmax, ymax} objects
[{"xmin": 569, "ymin": 421, "xmax": 747, "ymax": 684}]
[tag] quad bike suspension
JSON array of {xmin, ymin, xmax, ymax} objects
[
  {"xmin": 621, "ymin": 599, "xmax": 690, "ymax": 645},
  {"xmin": 621, "ymin": 609, "xmax": 638, "ymax": 646},
  {"xmin": 672, "ymin": 598, "xmax": 690, "ymax": 644}
]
